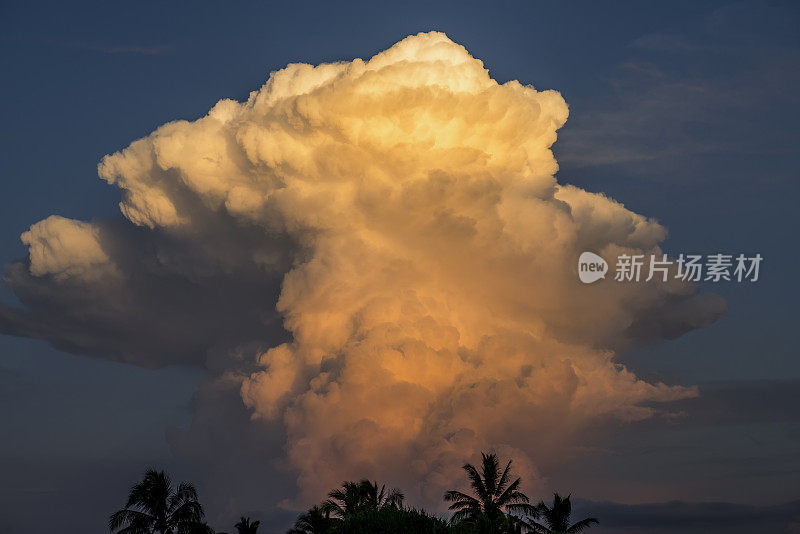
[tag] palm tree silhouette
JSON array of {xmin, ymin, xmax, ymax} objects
[
  {"xmin": 360, "ymin": 479, "xmax": 405, "ymax": 510},
  {"xmin": 287, "ymin": 505, "xmax": 334, "ymax": 534},
  {"xmin": 525, "ymin": 493, "xmax": 598, "ymax": 533},
  {"xmin": 234, "ymin": 516, "xmax": 260, "ymax": 534},
  {"xmin": 108, "ymin": 469, "xmax": 212, "ymax": 533},
  {"xmin": 321, "ymin": 479, "xmax": 404, "ymax": 518},
  {"xmin": 444, "ymin": 452, "xmax": 537, "ymax": 527}
]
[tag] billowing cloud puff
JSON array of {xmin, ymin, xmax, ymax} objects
[
  {"xmin": 0, "ymin": 32, "xmax": 724, "ymax": 516},
  {"xmin": 21, "ymin": 216, "xmax": 114, "ymax": 279}
]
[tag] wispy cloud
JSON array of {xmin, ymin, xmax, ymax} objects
[
  {"xmin": 557, "ymin": 2, "xmax": 800, "ymax": 172},
  {"xmin": 631, "ymin": 32, "xmax": 727, "ymax": 54}
]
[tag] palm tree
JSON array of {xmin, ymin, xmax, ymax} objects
[
  {"xmin": 109, "ymin": 469, "xmax": 212, "ymax": 534},
  {"xmin": 287, "ymin": 505, "xmax": 334, "ymax": 534},
  {"xmin": 444, "ymin": 452, "xmax": 537, "ymax": 528},
  {"xmin": 234, "ymin": 516, "xmax": 260, "ymax": 534},
  {"xmin": 360, "ymin": 480, "xmax": 405, "ymax": 510},
  {"xmin": 525, "ymin": 494, "xmax": 598, "ymax": 534},
  {"xmin": 320, "ymin": 481, "xmax": 364, "ymax": 519},
  {"xmin": 321, "ymin": 479, "xmax": 404, "ymax": 518}
]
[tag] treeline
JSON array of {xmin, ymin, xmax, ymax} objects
[{"xmin": 109, "ymin": 452, "xmax": 597, "ymax": 533}]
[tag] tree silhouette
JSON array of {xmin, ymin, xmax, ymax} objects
[
  {"xmin": 326, "ymin": 506, "xmax": 451, "ymax": 533},
  {"xmin": 234, "ymin": 516, "xmax": 260, "ymax": 534},
  {"xmin": 287, "ymin": 505, "xmax": 334, "ymax": 534},
  {"xmin": 321, "ymin": 479, "xmax": 404, "ymax": 518},
  {"xmin": 108, "ymin": 469, "xmax": 212, "ymax": 534},
  {"xmin": 444, "ymin": 452, "xmax": 537, "ymax": 528},
  {"xmin": 525, "ymin": 494, "xmax": 598, "ymax": 534},
  {"xmin": 360, "ymin": 480, "xmax": 405, "ymax": 510}
]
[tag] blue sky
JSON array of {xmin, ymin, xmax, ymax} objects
[{"xmin": 1, "ymin": 1, "xmax": 798, "ymax": 532}]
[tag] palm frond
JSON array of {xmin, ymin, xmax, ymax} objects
[
  {"xmin": 109, "ymin": 509, "xmax": 154, "ymax": 531},
  {"xmin": 463, "ymin": 463, "xmax": 490, "ymax": 502},
  {"xmin": 111, "ymin": 470, "xmax": 209, "ymax": 534},
  {"xmin": 169, "ymin": 485, "xmax": 201, "ymax": 516},
  {"xmin": 496, "ymin": 460, "xmax": 513, "ymax": 495},
  {"xmin": 320, "ymin": 499, "xmax": 346, "ymax": 518},
  {"xmin": 383, "ymin": 487, "xmax": 404, "ymax": 508},
  {"xmin": 495, "ymin": 478, "xmax": 527, "ymax": 507},
  {"xmin": 449, "ymin": 508, "xmax": 477, "ymax": 524},
  {"xmin": 566, "ymin": 517, "xmax": 599, "ymax": 533},
  {"xmin": 523, "ymin": 519, "xmax": 552, "ymax": 533},
  {"xmin": 443, "ymin": 490, "xmax": 479, "ymax": 507},
  {"xmin": 170, "ymin": 499, "xmax": 205, "ymax": 525},
  {"xmin": 114, "ymin": 525, "xmax": 152, "ymax": 534},
  {"xmin": 481, "ymin": 453, "xmax": 500, "ymax": 496},
  {"xmin": 506, "ymin": 502, "xmax": 539, "ymax": 517}
]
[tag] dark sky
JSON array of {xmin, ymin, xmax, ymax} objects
[{"xmin": 1, "ymin": 1, "xmax": 799, "ymax": 533}]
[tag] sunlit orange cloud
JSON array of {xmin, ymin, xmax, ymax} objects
[{"xmin": 13, "ymin": 32, "xmax": 725, "ymax": 510}]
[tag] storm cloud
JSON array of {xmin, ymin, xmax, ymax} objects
[{"xmin": 0, "ymin": 32, "xmax": 725, "ymax": 516}]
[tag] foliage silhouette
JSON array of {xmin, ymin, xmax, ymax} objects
[
  {"xmin": 321, "ymin": 479, "xmax": 404, "ymax": 519},
  {"xmin": 326, "ymin": 506, "xmax": 451, "ymax": 533},
  {"xmin": 109, "ymin": 469, "xmax": 212, "ymax": 534},
  {"xmin": 234, "ymin": 516, "xmax": 260, "ymax": 534},
  {"xmin": 444, "ymin": 452, "xmax": 538, "ymax": 531},
  {"xmin": 525, "ymin": 494, "xmax": 598, "ymax": 534},
  {"xmin": 287, "ymin": 505, "xmax": 334, "ymax": 534},
  {"xmin": 108, "ymin": 455, "xmax": 598, "ymax": 534}
]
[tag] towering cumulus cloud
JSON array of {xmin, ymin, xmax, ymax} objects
[{"xmin": 1, "ymin": 32, "xmax": 724, "ymax": 515}]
